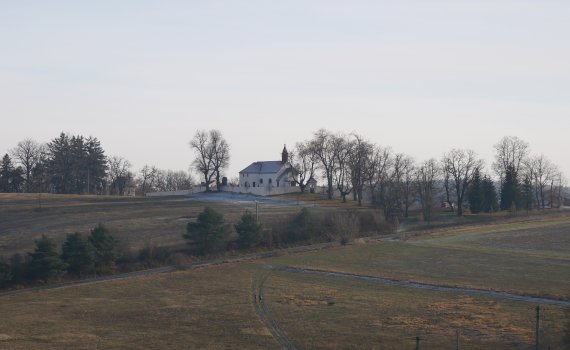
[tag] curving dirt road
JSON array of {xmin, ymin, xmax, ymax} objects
[
  {"xmin": 251, "ymin": 271, "xmax": 298, "ymax": 350},
  {"xmin": 269, "ymin": 265, "xmax": 570, "ymax": 307}
]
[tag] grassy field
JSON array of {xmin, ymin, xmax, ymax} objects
[
  {"xmin": 0, "ymin": 264, "xmax": 280, "ymax": 349},
  {"xmin": 1, "ymin": 194, "xmax": 569, "ymax": 348},
  {"xmin": 270, "ymin": 216, "xmax": 570, "ymax": 299},
  {"xmin": 0, "ymin": 193, "xmax": 336, "ymax": 255},
  {"xmin": 263, "ymin": 269, "xmax": 568, "ymax": 349}
]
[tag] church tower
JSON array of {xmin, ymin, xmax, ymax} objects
[{"xmin": 281, "ymin": 144, "xmax": 289, "ymax": 164}]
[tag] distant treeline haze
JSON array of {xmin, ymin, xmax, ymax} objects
[{"xmin": 1, "ymin": 131, "xmax": 567, "ymax": 217}]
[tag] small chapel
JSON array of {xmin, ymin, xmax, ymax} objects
[{"xmin": 238, "ymin": 145, "xmax": 298, "ymax": 191}]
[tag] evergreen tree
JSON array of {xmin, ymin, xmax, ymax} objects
[
  {"xmin": 235, "ymin": 210, "xmax": 263, "ymax": 248},
  {"xmin": 0, "ymin": 154, "xmax": 24, "ymax": 193},
  {"xmin": 481, "ymin": 176, "xmax": 499, "ymax": 213},
  {"xmin": 62, "ymin": 233, "xmax": 95, "ymax": 277},
  {"xmin": 85, "ymin": 137, "xmax": 107, "ymax": 194},
  {"xmin": 500, "ymin": 165, "xmax": 520, "ymax": 211},
  {"xmin": 467, "ymin": 168, "xmax": 483, "ymax": 214},
  {"xmin": 183, "ymin": 207, "xmax": 229, "ymax": 255},
  {"xmin": 520, "ymin": 175, "xmax": 534, "ymax": 211},
  {"xmin": 9, "ymin": 253, "xmax": 28, "ymax": 284},
  {"xmin": 47, "ymin": 133, "xmax": 73, "ymax": 194},
  {"xmin": 70, "ymin": 135, "xmax": 87, "ymax": 194},
  {"xmin": 0, "ymin": 257, "xmax": 11, "ymax": 288},
  {"xmin": 88, "ymin": 223, "xmax": 119, "ymax": 273},
  {"xmin": 28, "ymin": 235, "xmax": 67, "ymax": 282}
]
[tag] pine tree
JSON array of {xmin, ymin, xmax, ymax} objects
[
  {"xmin": 28, "ymin": 235, "xmax": 67, "ymax": 282},
  {"xmin": 183, "ymin": 207, "xmax": 229, "ymax": 255},
  {"xmin": 85, "ymin": 137, "xmax": 107, "ymax": 194},
  {"xmin": 0, "ymin": 154, "xmax": 24, "ymax": 193},
  {"xmin": 235, "ymin": 210, "xmax": 263, "ymax": 248},
  {"xmin": 500, "ymin": 165, "xmax": 520, "ymax": 211},
  {"xmin": 88, "ymin": 223, "xmax": 119, "ymax": 273},
  {"xmin": 47, "ymin": 133, "xmax": 73, "ymax": 194},
  {"xmin": 467, "ymin": 168, "xmax": 483, "ymax": 214},
  {"xmin": 520, "ymin": 175, "xmax": 534, "ymax": 212},
  {"xmin": 0, "ymin": 257, "xmax": 11, "ymax": 288},
  {"xmin": 62, "ymin": 233, "xmax": 95, "ymax": 277},
  {"xmin": 481, "ymin": 176, "xmax": 499, "ymax": 213}
]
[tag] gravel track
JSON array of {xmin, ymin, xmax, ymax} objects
[
  {"xmin": 252, "ymin": 271, "xmax": 298, "ymax": 350},
  {"xmin": 269, "ymin": 265, "xmax": 570, "ymax": 307}
]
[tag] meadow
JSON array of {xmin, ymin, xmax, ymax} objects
[{"xmin": 1, "ymin": 193, "xmax": 569, "ymax": 349}]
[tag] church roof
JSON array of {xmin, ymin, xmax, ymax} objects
[{"xmin": 239, "ymin": 161, "xmax": 289, "ymax": 174}]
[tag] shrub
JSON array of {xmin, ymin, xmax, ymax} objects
[
  {"xmin": 28, "ymin": 235, "xmax": 67, "ymax": 283},
  {"xmin": 235, "ymin": 210, "xmax": 263, "ymax": 248},
  {"xmin": 89, "ymin": 223, "xmax": 120, "ymax": 274},
  {"xmin": 183, "ymin": 207, "xmax": 230, "ymax": 255},
  {"xmin": 62, "ymin": 232, "xmax": 95, "ymax": 277}
]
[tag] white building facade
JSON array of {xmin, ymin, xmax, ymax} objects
[{"xmin": 236, "ymin": 146, "xmax": 299, "ymax": 195}]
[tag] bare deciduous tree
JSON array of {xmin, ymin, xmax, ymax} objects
[
  {"xmin": 367, "ymin": 146, "xmax": 392, "ymax": 210},
  {"xmin": 291, "ymin": 141, "xmax": 317, "ymax": 193},
  {"xmin": 309, "ymin": 129, "xmax": 339, "ymax": 199},
  {"xmin": 416, "ymin": 159, "xmax": 439, "ymax": 223},
  {"xmin": 107, "ymin": 156, "xmax": 132, "ymax": 195},
  {"xmin": 189, "ymin": 130, "xmax": 230, "ymax": 192},
  {"xmin": 210, "ymin": 130, "xmax": 230, "ymax": 191},
  {"xmin": 10, "ymin": 139, "xmax": 46, "ymax": 193},
  {"xmin": 441, "ymin": 149, "xmax": 483, "ymax": 216},
  {"xmin": 348, "ymin": 134, "xmax": 374, "ymax": 206},
  {"xmin": 493, "ymin": 136, "xmax": 530, "ymax": 183},
  {"xmin": 526, "ymin": 154, "xmax": 556, "ymax": 209},
  {"xmin": 399, "ymin": 155, "xmax": 416, "ymax": 218},
  {"xmin": 334, "ymin": 136, "xmax": 353, "ymax": 203}
]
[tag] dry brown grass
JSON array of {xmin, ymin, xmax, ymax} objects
[
  {"xmin": 270, "ymin": 217, "xmax": 570, "ymax": 300},
  {"xmin": 262, "ymin": 270, "xmax": 568, "ymax": 349},
  {"xmin": 0, "ymin": 193, "xmax": 310, "ymax": 255},
  {"xmin": 0, "ymin": 264, "xmax": 278, "ymax": 349}
]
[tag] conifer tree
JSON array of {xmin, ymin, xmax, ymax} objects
[
  {"xmin": 467, "ymin": 168, "xmax": 483, "ymax": 214},
  {"xmin": 0, "ymin": 257, "xmax": 11, "ymax": 288},
  {"xmin": 500, "ymin": 165, "xmax": 520, "ymax": 211},
  {"xmin": 28, "ymin": 235, "xmax": 67, "ymax": 282},
  {"xmin": 88, "ymin": 223, "xmax": 119, "ymax": 273},
  {"xmin": 184, "ymin": 207, "xmax": 229, "ymax": 254},
  {"xmin": 62, "ymin": 233, "xmax": 95, "ymax": 277},
  {"xmin": 481, "ymin": 176, "xmax": 499, "ymax": 213},
  {"xmin": 235, "ymin": 210, "xmax": 263, "ymax": 248}
]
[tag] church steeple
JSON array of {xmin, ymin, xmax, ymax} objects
[{"xmin": 281, "ymin": 144, "xmax": 289, "ymax": 164}]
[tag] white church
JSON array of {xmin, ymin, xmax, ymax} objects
[{"xmin": 236, "ymin": 145, "xmax": 300, "ymax": 196}]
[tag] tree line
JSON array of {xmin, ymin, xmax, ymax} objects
[
  {"xmin": 1, "ymin": 132, "xmax": 194, "ymax": 195},
  {"xmin": 3, "ymin": 130, "xmax": 566, "ymax": 217},
  {"xmin": 288, "ymin": 131, "xmax": 566, "ymax": 221},
  {"xmin": 0, "ymin": 224, "xmax": 119, "ymax": 288}
]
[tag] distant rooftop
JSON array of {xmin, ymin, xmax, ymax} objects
[{"xmin": 239, "ymin": 161, "xmax": 286, "ymax": 174}]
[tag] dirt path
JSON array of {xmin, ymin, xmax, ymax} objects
[
  {"xmin": 270, "ymin": 265, "xmax": 570, "ymax": 307},
  {"xmin": 252, "ymin": 271, "xmax": 298, "ymax": 350}
]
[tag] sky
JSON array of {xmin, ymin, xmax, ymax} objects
[{"xmin": 1, "ymin": 1, "xmax": 569, "ymax": 181}]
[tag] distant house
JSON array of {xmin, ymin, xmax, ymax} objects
[{"xmin": 237, "ymin": 145, "xmax": 299, "ymax": 195}]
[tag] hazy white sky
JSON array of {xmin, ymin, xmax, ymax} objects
[{"xmin": 1, "ymin": 1, "xmax": 569, "ymax": 179}]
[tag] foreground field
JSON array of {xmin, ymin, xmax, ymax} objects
[
  {"xmin": 271, "ymin": 218, "xmax": 570, "ymax": 300},
  {"xmin": 1, "ymin": 214, "xmax": 569, "ymax": 349}
]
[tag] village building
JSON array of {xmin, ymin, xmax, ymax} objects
[{"xmin": 237, "ymin": 145, "xmax": 299, "ymax": 195}]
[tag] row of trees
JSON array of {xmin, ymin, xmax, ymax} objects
[
  {"xmin": 183, "ymin": 206, "xmax": 387, "ymax": 255},
  {"xmin": 1, "ymin": 133, "xmax": 195, "ymax": 195},
  {"xmin": 0, "ymin": 224, "xmax": 119, "ymax": 287},
  {"xmin": 184, "ymin": 207, "xmax": 262, "ymax": 255},
  {"xmin": 290, "ymin": 131, "xmax": 566, "ymax": 220}
]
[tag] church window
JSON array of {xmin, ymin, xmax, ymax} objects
[{"xmin": 260, "ymin": 178, "xmax": 263, "ymax": 184}]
